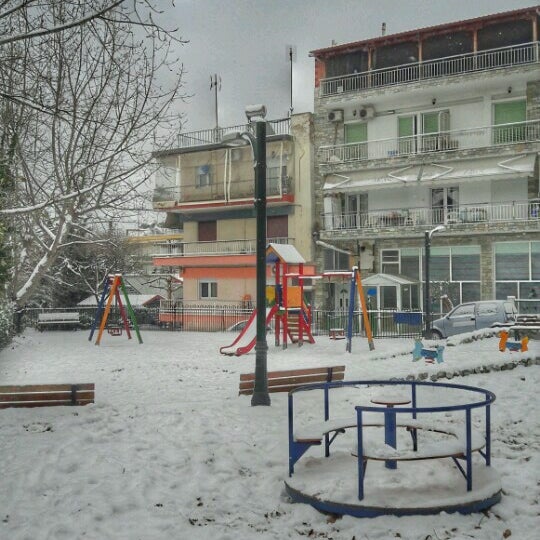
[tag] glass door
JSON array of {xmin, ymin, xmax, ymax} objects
[{"xmin": 431, "ymin": 187, "xmax": 459, "ymax": 224}]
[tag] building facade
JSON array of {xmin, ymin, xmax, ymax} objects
[
  {"xmin": 311, "ymin": 6, "xmax": 540, "ymax": 313},
  {"xmin": 151, "ymin": 113, "xmax": 315, "ymax": 308}
]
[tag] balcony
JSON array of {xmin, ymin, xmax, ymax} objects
[
  {"xmin": 175, "ymin": 118, "xmax": 291, "ymax": 149},
  {"xmin": 153, "ymin": 175, "xmax": 292, "ymax": 208},
  {"xmin": 320, "ymin": 42, "xmax": 539, "ymax": 97},
  {"xmin": 153, "ymin": 237, "xmax": 295, "ymax": 258},
  {"xmin": 323, "ymin": 200, "xmax": 540, "ymax": 235},
  {"xmin": 318, "ymin": 119, "xmax": 540, "ymax": 166}
]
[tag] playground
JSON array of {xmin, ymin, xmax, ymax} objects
[{"xmin": 0, "ymin": 329, "xmax": 538, "ymax": 539}]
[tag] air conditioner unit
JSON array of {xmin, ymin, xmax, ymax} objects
[
  {"xmin": 328, "ymin": 109, "xmax": 344, "ymax": 122},
  {"xmin": 358, "ymin": 106, "xmax": 375, "ymax": 120}
]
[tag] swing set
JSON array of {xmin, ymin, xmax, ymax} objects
[{"xmin": 88, "ymin": 274, "xmax": 143, "ymax": 345}]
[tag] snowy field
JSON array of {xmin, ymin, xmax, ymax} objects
[{"xmin": 0, "ymin": 328, "xmax": 538, "ymax": 540}]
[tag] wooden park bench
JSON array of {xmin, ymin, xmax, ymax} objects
[
  {"xmin": 0, "ymin": 383, "xmax": 94, "ymax": 409},
  {"xmin": 37, "ymin": 312, "xmax": 80, "ymax": 331},
  {"xmin": 239, "ymin": 365, "xmax": 345, "ymax": 396}
]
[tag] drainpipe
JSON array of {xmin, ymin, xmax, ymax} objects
[{"xmin": 313, "ymin": 238, "xmax": 352, "ymax": 256}]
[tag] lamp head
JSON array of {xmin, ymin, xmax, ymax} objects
[
  {"xmin": 245, "ymin": 104, "xmax": 267, "ymax": 121},
  {"xmin": 221, "ymin": 131, "xmax": 253, "ymax": 147},
  {"xmin": 428, "ymin": 224, "xmax": 446, "ymax": 238}
]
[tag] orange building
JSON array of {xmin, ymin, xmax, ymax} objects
[{"xmin": 151, "ymin": 112, "xmax": 316, "ymax": 325}]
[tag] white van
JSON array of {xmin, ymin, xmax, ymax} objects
[{"xmin": 427, "ymin": 300, "xmax": 517, "ymax": 339}]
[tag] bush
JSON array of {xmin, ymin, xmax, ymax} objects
[{"xmin": 0, "ymin": 298, "xmax": 14, "ymax": 349}]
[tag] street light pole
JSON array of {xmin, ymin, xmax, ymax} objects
[
  {"xmin": 252, "ymin": 119, "xmax": 270, "ymax": 406},
  {"xmin": 424, "ymin": 225, "xmax": 445, "ymax": 337},
  {"xmin": 221, "ymin": 107, "xmax": 270, "ymax": 406}
]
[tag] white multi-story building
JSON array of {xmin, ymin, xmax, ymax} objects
[{"xmin": 311, "ymin": 6, "xmax": 540, "ymax": 313}]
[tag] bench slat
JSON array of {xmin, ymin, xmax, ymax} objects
[
  {"xmin": 239, "ymin": 366, "xmax": 345, "ymax": 395},
  {"xmin": 0, "ymin": 383, "xmax": 94, "ymax": 409},
  {"xmin": 239, "ymin": 372, "xmax": 344, "ymax": 391},
  {"xmin": 240, "ymin": 378, "xmax": 345, "ymax": 395},
  {"xmin": 0, "ymin": 383, "xmax": 94, "ymax": 393},
  {"xmin": 0, "ymin": 399, "xmax": 94, "ymax": 409},
  {"xmin": 240, "ymin": 365, "xmax": 345, "ymax": 382},
  {"xmin": 0, "ymin": 391, "xmax": 95, "ymax": 403}
]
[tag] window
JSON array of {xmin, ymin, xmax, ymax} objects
[
  {"xmin": 196, "ymin": 165, "xmax": 212, "ymax": 187},
  {"xmin": 382, "ymin": 246, "xmax": 480, "ymax": 308},
  {"xmin": 199, "ymin": 280, "xmax": 217, "ymax": 299},
  {"xmin": 398, "ymin": 116, "xmax": 416, "ymax": 154},
  {"xmin": 267, "ymin": 165, "xmax": 286, "ymax": 195},
  {"xmin": 495, "ymin": 241, "xmax": 540, "ymax": 301},
  {"xmin": 342, "ymin": 193, "xmax": 368, "ymax": 228},
  {"xmin": 345, "ymin": 123, "xmax": 367, "ymax": 159},
  {"xmin": 324, "ymin": 249, "xmax": 350, "ymax": 271},
  {"xmin": 381, "ymin": 250, "xmax": 399, "ymax": 274},
  {"xmin": 493, "ymin": 100, "xmax": 526, "ymax": 143},
  {"xmin": 449, "ymin": 304, "xmax": 475, "ymax": 318},
  {"xmin": 397, "ymin": 110, "xmax": 450, "ymax": 154},
  {"xmin": 198, "ymin": 221, "xmax": 217, "ymax": 242},
  {"xmin": 422, "ymin": 110, "xmax": 450, "ymax": 151},
  {"xmin": 267, "ymin": 215, "xmax": 288, "ymax": 239},
  {"xmin": 345, "ymin": 122, "xmax": 367, "ymax": 143},
  {"xmin": 431, "ymin": 187, "xmax": 459, "ymax": 225}
]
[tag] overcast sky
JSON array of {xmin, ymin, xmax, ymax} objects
[{"xmin": 169, "ymin": 0, "xmax": 536, "ymax": 133}]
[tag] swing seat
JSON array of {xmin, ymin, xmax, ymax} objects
[{"xmin": 108, "ymin": 326, "xmax": 123, "ymax": 336}]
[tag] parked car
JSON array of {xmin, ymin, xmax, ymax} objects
[{"xmin": 427, "ymin": 300, "xmax": 517, "ymax": 339}]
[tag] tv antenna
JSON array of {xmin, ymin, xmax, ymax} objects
[
  {"xmin": 286, "ymin": 45, "xmax": 296, "ymax": 117},
  {"xmin": 210, "ymin": 74, "xmax": 221, "ymax": 132}
]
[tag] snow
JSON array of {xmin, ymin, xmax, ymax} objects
[{"xmin": 0, "ymin": 329, "xmax": 538, "ymax": 539}]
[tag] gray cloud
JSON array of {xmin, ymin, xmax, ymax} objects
[{"xmin": 167, "ymin": 0, "xmax": 534, "ymax": 131}]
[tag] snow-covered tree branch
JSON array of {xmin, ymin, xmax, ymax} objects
[{"xmin": 0, "ymin": 0, "xmax": 186, "ymax": 308}]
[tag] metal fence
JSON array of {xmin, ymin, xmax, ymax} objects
[{"xmin": 22, "ymin": 305, "xmax": 424, "ymax": 338}]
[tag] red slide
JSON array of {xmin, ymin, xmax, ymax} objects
[{"xmin": 220, "ymin": 305, "xmax": 277, "ymax": 356}]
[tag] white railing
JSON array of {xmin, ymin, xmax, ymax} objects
[
  {"xmin": 175, "ymin": 118, "xmax": 290, "ymax": 149},
  {"xmin": 323, "ymin": 201, "xmax": 540, "ymax": 231},
  {"xmin": 153, "ymin": 237, "xmax": 295, "ymax": 258},
  {"xmin": 318, "ymin": 119, "xmax": 540, "ymax": 164},
  {"xmin": 153, "ymin": 175, "xmax": 292, "ymax": 205},
  {"xmin": 321, "ymin": 42, "xmax": 539, "ymax": 96}
]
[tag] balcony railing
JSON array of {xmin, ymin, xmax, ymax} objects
[
  {"xmin": 323, "ymin": 200, "xmax": 540, "ymax": 231},
  {"xmin": 321, "ymin": 42, "xmax": 539, "ymax": 96},
  {"xmin": 318, "ymin": 119, "xmax": 540, "ymax": 165},
  {"xmin": 153, "ymin": 175, "xmax": 292, "ymax": 205},
  {"xmin": 153, "ymin": 237, "xmax": 295, "ymax": 258},
  {"xmin": 175, "ymin": 118, "xmax": 291, "ymax": 149}
]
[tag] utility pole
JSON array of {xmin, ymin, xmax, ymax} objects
[{"xmin": 210, "ymin": 74, "xmax": 221, "ymax": 140}]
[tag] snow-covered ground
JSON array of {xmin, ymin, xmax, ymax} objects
[{"xmin": 0, "ymin": 329, "xmax": 538, "ymax": 540}]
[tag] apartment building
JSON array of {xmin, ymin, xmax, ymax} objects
[
  {"xmin": 311, "ymin": 6, "xmax": 540, "ymax": 313},
  {"xmin": 151, "ymin": 112, "xmax": 315, "ymax": 307}
]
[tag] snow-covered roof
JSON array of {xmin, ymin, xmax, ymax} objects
[
  {"xmin": 361, "ymin": 273, "xmax": 418, "ymax": 286},
  {"xmin": 266, "ymin": 243, "xmax": 306, "ymax": 264}
]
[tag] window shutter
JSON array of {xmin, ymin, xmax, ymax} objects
[{"xmin": 345, "ymin": 123, "xmax": 367, "ymax": 143}]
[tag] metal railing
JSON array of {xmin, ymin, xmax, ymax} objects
[
  {"xmin": 153, "ymin": 237, "xmax": 294, "ymax": 258},
  {"xmin": 321, "ymin": 42, "xmax": 539, "ymax": 96},
  {"xmin": 323, "ymin": 200, "xmax": 540, "ymax": 231},
  {"xmin": 311, "ymin": 309, "xmax": 423, "ymax": 338},
  {"xmin": 175, "ymin": 118, "xmax": 291, "ymax": 149},
  {"xmin": 318, "ymin": 119, "xmax": 540, "ymax": 164},
  {"xmin": 153, "ymin": 175, "xmax": 292, "ymax": 204}
]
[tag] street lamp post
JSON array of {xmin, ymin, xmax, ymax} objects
[
  {"xmin": 222, "ymin": 105, "xmax": 270, "ymax": 406},
  {"xmin": 424, "ymin": 225, "xmax": 445, "ymax": 337}
]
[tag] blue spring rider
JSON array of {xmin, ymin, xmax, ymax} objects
[{"xmin": 413, "ymin": 339, "xmax": 444, "ymax": 363}]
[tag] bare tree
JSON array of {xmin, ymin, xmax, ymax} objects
[{"xmin": 0, "ymin": 1, "xmax": 185, "ymax": 308}]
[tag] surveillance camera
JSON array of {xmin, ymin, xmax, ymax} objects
[{"xmin": 245, "ymin": 104, "xmax": 267, "ymax": 121}]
